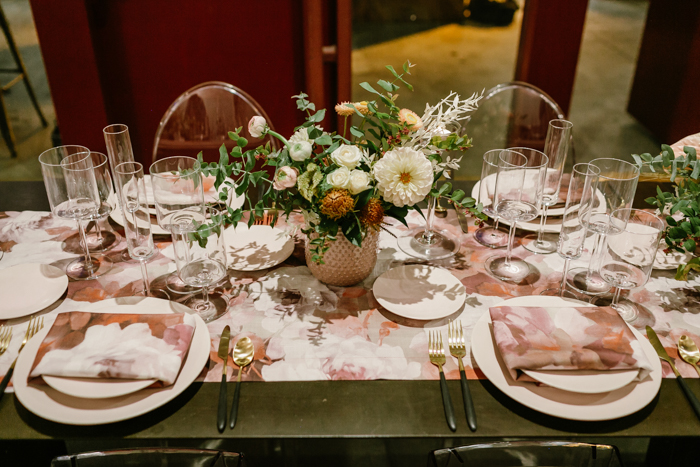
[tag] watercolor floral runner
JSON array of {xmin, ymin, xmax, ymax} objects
[{"xmin": 1, "ymin": 209, "xmax": 699, "ymax": 386}]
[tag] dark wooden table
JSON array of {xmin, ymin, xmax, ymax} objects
[{"xmin": 0, "ymin": 181, "xmax": 698, "ymax": 467}]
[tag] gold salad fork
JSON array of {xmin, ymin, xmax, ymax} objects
[
  {"xmin": 448, "ymin": 320, "xmax": 477, "ymax": 431},
  {"xmin": 0, "ymin": 325, "xmax": 12, "ymax": 356},
  {"xmin": 0, "ymin": 316, "xmax": 44, "ymax": 401},
  {"xmin": 428, "ymin": 330, "xmax": 457, "ymax": 432}
]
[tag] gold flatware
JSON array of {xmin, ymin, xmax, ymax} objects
[
  {"xmin": 647, "ymin": 326, "xmax": 700, "ymax": 420},
  {"xmin": 428, "ymin": 330, "xmax": 457, "ymax": 432},
  {"xmin": 448, "ymin": 320, "xmax": 477, "ymax": 431},
  {"xmin": 0, "ymin": 316, "xmax": 44, "ymax": 401},
  {"xmin": 229, "ymin": 336, "xmax": 254, "ymax": 429},
  {"xmin": 216, "ymin": 325, "xmax": 231, "ymax": 433},
  {"xmin": 678, "ymin": 335, "xmax": 700, "ymax": 377},
  {"xmin": 0, "ymin": 326, "xmax": 11, "ymax": 356}
]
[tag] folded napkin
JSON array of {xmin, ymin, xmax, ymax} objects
[
  {"xmin": 489, "ymin": 306, "xmax": 653, "ymax": 382},
  {"xmin": 29, "ymin": 312, "xmax": 196, "ymax": 386}
]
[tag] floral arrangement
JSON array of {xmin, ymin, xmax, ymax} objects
[
  {"xmin": 198, "ymin": 61, "xmax": 484, "ymax": 263},
  {"xmin": 633, "ymin": 144, "xmax": 700, "ymax": 279}
]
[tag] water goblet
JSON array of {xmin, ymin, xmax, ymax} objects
[
  {"xmin": 523, "ymin": 119, "xmax": 573, "ymax": 254},
  {"xmin": 171, "ymin": 206, "xmax": 228, "ymax": 322},
  {"xmin": 114, "ymin": 162, "xmax": 169, "ymax": 299},
  {"xmin": 82, "ymin": 152, "xmax": 121, "ymax": 253},
  {"xmin": 568, "ymin": 158, "xmax": 640, "ymax": 295},
  {"xmin": 149, "ymin": 156, "xmax": 206, "ymax": 295},
  {"xmin": 598, "ymin": 208, "xmax": 663, "ymax": 322},
  {"xmin": 474, "ymin": 149, "xmax": 508, "ymax": 248},
  {"xmin": 485, "ymin": 148, "xmax": 548, "ymax": 282},
  {"xmin": 541, "ymin": 163, "xmax": 600, "ymax": 296},
  {"xmin": 40, "ymin": 145, "xmax": 113, "ymax": 280}
]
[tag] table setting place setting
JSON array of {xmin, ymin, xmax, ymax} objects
[{"xmin": 1, "ymin": 63, "xmax": 700, "ymax": 433}]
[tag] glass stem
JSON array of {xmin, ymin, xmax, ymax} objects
[
  {"xmin": 611, "ymin": 287, "xmax": 622, "ymax": 308},
  {"xmin": 201, "ymin": 284, "xmax": 210, "ymax": 305},
  {"xmin": 494, "ymin": 218, "xmax": 500, "ymax": 231},
  {"xmin": 95, "ymin": 216, "xmax": 104, "ymax": 242},
  {"xmin": 422, "ymin": 194, "xmax": 437, "ymax": 244},
  {"xmin": 585, "ymin": 232, "xmax": 601, "ymax": 280},
  {"xmin": 559, "ymin": 258, "xmax": 570, "ymax": 297},
  {"xmin": 77, "ymin": 218, "xmax": 94, "ymax": 272},
  {"xmin": 140, "ymin": 259, "xmax": 151, "ymax": 296},
  {"xmin": 504, "ymin": 221, "xmax": 517, "ymax": 266},
  {"xmin": 537, "ymin": 204, "xmax": 549, "ymax": 244}
]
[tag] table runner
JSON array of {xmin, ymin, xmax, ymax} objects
[{"xmin": 1, "ymin": 209, "xmax": 699, "ymax": 387}]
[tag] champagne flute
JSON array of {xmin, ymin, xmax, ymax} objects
[
  {"xmin": 598, "ymin": 208, "xmax": 663, "ymax": 322},
  {"xmin": 568, "ymin": 158, "xmax": 640, "ymax": 294},
  {"xmin": 485, "ymin": 148, "xmax": 548, "ymax": 282},
  {"xmin": 523, "ymin": 119, "xmax": 573, "ymax": 254},
  {"xmin": 474, "ymin": 149, "xmax": 508, "ymax": 248},
  {"xmin": 541, "ymin": 163, "xmax": 600, "ymax": 296},
  {"xmin": 114, "ymin": 162, "xmax": 169, "ymax": 299},
  {"xmin": 82, "ymin": 151, "xmax": 121, "ymax": 253},
  {"xmin": 39, "ymin": 145, "xmax": 113, "ymax": 280},
  {"xmin": 149, "ymin": 156, "xmax": 206, "ymax": 294}
]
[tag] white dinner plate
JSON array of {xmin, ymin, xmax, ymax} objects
[
  {"xmin": 521, "ymin": 368, "xmax": 638, "ymax": 394},
  {"xmin": 373, "ymin": 265, "xmax": 466, "ymax": 320},
  {"xmin": 110, "ymin": 202, "xmax": 170, "ymax": 236},
  {"xmin": 143, "ymin": 175, "xmax": 244, "ymax": 206},
  {"xmin": 653, "ymin": 249, "xmax": 693, "ymax": 270},
  {"xmin": 42, "ymin": 375, "xmax": 156, "ymax": 400},
  {"xmin": 471, "ymin": 295, "xmax": 662, "ymax": 421},
  {"xmin": 224, "ymin": 223, "xmax": 294, "ymax": 271},
  {"xmin": 0, "ymin": 264, "xmax": 68, "ymax": 320},
  {"xmin": 472, "ymin": 176, "xmax": 567, "ymax": 217},
  {"xmin": 13, "ymin": 297, "xmax": 210, "ymax": 425}
]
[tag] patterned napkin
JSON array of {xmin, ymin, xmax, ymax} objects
[
  {"xmin": 29, "ymin": 312, "xmax": 196, "ymax": 386},
  {"xmin": 489, "ymin": 306, "xmax": 653, "ymax": 382}
]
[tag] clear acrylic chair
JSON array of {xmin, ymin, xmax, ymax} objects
[
  {"xmin": 152, "ymin": 81, "xmax": 279, "ymax": 163},
  {"xmin": 428, "ymin": 441, "xmax": 622, "ymax": 467},
  {"xmin": 51, "ymin": 447, "xmax": 248, "ymax": 466},
  {"xmin": 457, "ymin": 81, "xmax": 573, "ymax": 181}
]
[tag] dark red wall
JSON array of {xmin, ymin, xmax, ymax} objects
[{"xmin": 31, "ymin": 0, "xmax": 306, "ymax": 167}]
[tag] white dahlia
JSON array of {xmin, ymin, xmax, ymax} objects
[{"xmin": 373, "ymin": 147, "xmax": 433, "ymax": 207}]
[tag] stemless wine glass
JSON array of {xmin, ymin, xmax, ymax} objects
[
  {"xmin": 114, "ymin": 162, "xmax": 169, "ymax": 299},
  {"xmin": 149, "ymin": 156, "xmax": 206, "ymax": 294},
  {"xmin": 541, "ymin": 163, "xmax": 600, "ymax": 296},
  {"xmin": 83, "ymin": 152, "xmax": 121, "ymax": 253},
  {"xmin": 485, "ymin": 148, "xmax": 548, "ymax": 282},
  {"xmin": 568, "ymin": 158, "xmax": 640, "ymax": 295},
  {"xmin": 599, "ymin": 208, "xmax": 663, "ymax": 322},
  {"xmin": 523, "ymin": 119, "xmax": 573, "ymax": 254},
  {"xmin": 474, "ymin": 149, "xmax": 508, "ymax": 248},
  {"xmin": 39, "ymin": 145, "xmax": 113, "ymax": 280},
  {"xmin": 171, "ymin": 206, "xmax": 228, "ymax": 322}
]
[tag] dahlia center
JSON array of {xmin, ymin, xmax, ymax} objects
[{"xmin": 399, "ymin": 172, "xmax": 412, "ymax": 184}]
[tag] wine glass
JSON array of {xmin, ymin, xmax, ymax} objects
[
  {"xmin": 39, "ymin": 145, "xmax": 113, "ymax": 280},
  {"xmin": 82, "ymin": 152, "xmax": 121, "ymax": 253},
  {"xmin": 114, "ymin": 162, "xmax": 169, "ymax": 299},
  {"xmin": 171, "ymin": 206, "xmax": 228, "ymax": 322},
  {"xmin": 541, "ymin": 163, "xmax": 600, "ymax": 296},
  {"xmin": 485, "ymin": 148, "xmax": 548, "ymax": 282},
  {"xmin": 568, "ymin": 158, "xmax": 640, "ymax": 295},
  {"xmin": 149, "ymin": 156, "xmax": 206, "ymax": 295},
  {"xmin": 474, "ymin": 149, "xmax": 508, "ymax": 248},
  {"xmin": 522, "ymin": 119, "xmax": 573, "ymax": 254},
  {"xmin": 599, "ymin": 208, "xmax": 663, "ymax": 322}
]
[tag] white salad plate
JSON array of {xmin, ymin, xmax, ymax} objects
[
  {"xmin": 373, "ymin": 265, "xmax": 467, "ymax": 320},
  {"xmin": 224, "ymin": 223, "xmax": 294, "ymax": 271},
  {"xmin": 42, "ymin": 376, "xmax": 156, "ymax": 400},
  {"xmin": 471, "ymin": 295, "xmax": 662, "ymax": 421},
  {"xmin": 13, "ymin": 297, "xmax": 210, "ymax": 425},
  {"xmin": 0, "ymin": 264, "xmax": 68, "ymax": 320}
]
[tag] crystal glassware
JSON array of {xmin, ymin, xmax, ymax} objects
[
  {"xmin": 568, "ymin": 158, "xmax": 640, "ymax": 295},
  {"xmin": 485, "ymin": 148, "xmax": 548, "ymax": 282},
  {"xmin": 82, "ymin": 152, "xmax": 121, "ymax": 253},
  {"xmin": 171, "ymin": 206, "xmax": 228, "ymax": 322},
  {"xmin": 39, "ymin": 145, "xmax": 113, "ymax": 280},
  {"xmin": 474, "ymin": 149, "xmax": 508, "ymax": 248},
  {"xmin": 522, "ymin": 119, "xmax": 573, "ymax": 254},
  {"xmin": 397, "ymin": 192, "xmax": 462, "ymax": 260},
  {"xmin": 541, "ymin": 163, "xmax": 600, "ymax": 296},
  {"xmin": 598, "ymin": 208, "xmax": 663, "ymax": 322},
  {"xmin": 149, "ymin": 156, "xmax": 206, "ymax": 294},
  {"xmin": 114, "ymin": 162, "xmax": 169, "ymax": 299}
]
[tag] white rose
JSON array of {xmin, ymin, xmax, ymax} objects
[
  {"xmin": 289, "ymin": 127, "xmax": 313, "ymax": 145},
  {"xmin": 348, "ymin": 170, "xmax": 371, "ymax": 195},
  {"xmin": 331, "ymin": 144, "xmax": 363, "ymax": 169},
  {"xmin": 290, "ymin": 141, "xmax": 312, "ymax": 161},
  {"xmin": 326, "ymin": 166, "xmax": 351, "ymax": 189},
  {"xmin": 248, "ymin": 116, "xmax": 267, "ymax": 138}
]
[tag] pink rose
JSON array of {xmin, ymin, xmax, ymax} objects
[
  {"xmin": 248, "ymin": 116, "xmax": 268, "ymax": 138},
  {"xmin": 273, "ymin": 166, "xmax": 298, "ymax": 190}
]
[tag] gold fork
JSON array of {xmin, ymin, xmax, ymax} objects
[
  {"xmin": 448, "ymin": 320, "xmax": 477, "ymax": 431},
  {"xmin": 0, "ymin": 316, "xmax": 44, "ymax": 400},
  {"xmin": 428, "ymin": 330, "xmax": 457, "ymax": 432},
  {"xmin": 0, "ymin": 325, "xmax": 12, "ymax": 356}
]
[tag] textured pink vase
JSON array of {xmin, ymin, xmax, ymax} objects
[{"xmin": 305, "ymin": 229, "xmax": 380, "ymax": 286}]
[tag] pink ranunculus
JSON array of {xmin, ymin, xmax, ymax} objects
[
  {"xmin": 273, "ymin": 166, "xmax": 299, "ymax": 190},
  {"xmin": 248, "ymin": 116, "xmax": 268, "ymax": 138}
]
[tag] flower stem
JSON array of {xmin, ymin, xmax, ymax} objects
[{"xmin": 343, "ymin": 116, "xmax": 348, "ymax": 140}]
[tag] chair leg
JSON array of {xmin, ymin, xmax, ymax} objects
[{"xmin": 0, "ymin": 91, "xmax": 17, "ymax": 157}]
